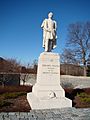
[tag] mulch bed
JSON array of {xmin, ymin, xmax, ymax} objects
[
  {"xmin": 0, "ymin": 86, "xmax": 90, "ymax": 112},
  {"xmin": 0, "ymin": 95, "xmax": 31, "ymax": 112},
  {"xmin": 0, "ymin": 85, "xmax": 32, "ymax": 112},
  {"xmin": 74, "ymin": 96, "xmax": 90, "ymax": 108}
]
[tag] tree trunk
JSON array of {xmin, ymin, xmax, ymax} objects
[
  {"xmin": 83, "ymin": 66, "xmax": 87, "ymax": 76},
  {"xmin": 2, "ymin": 82, "xmax": 5, "ymax": 88},
  {"xmin": 82, "ymin": 55, "xmax": 87, "ymax": 76}
]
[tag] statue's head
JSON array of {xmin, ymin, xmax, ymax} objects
[{"xmin": 48, "ymin": 12, "xmax": 53, "ymax": 19}]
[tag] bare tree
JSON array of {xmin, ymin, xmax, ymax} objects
[
  {"xmin": 32, "ymin": 59, "xmax": 38, "ymax": 74},
  {"xmin": 0, "ymin": 57, "xmax": 21, "ymax": 73},
  {"xmin": 20, "ymin": 73, "xmax": 29, "ymax": 85},
  {"xmin": 0, "ymin": 57, "xmax": 21, "ymax": 86},
  {"xmin": 63, "ymin": 22, "xmax": 90, "ymax": 76},
  {"xmin": 0, "ymin": 74, "xmax": 9, "ymax": 87},
  {"xmin": 61, "ymin": 49, "xmax": 80, "ymax": 65},
  {"xmin": 6, "ymin": 58, "xmax": 21, "ymax": 73}
]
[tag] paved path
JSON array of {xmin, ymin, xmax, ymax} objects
[{"xmin": 0, "ymin": 108, "xmax": 90, "ymax": 120}]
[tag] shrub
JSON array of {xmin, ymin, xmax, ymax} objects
[
  {"xmin": 77, "ymin": 92, "xmax": 89, "ymax": 97},
  {"xmin": 0, "ymin": 85, "xmax": 32, "ymax": 94},
  {"xmin": 77, "ymin": 92, "xmax": 84, "ymax": 97},
  {"xmin": 77, "ymin": 92, "xmax": 90, "ymax": 103},
  {"xmin": 81, "ymin": 97, "xmax": 90, "ymax": 103},
  {"xmin": 61, "ymin": 82, "xmax": 74, "ymax": 89},
  {"xmin": 2, "ymin": 92, "xmax": 27, "ymax": 99},
  {"xmin": 0, "ymin": 100, "xmax": 12, "ymax": 107}
]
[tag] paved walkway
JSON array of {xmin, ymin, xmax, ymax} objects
[{"xmin": 0, "ymin": 108, "xmax": 90, "ymax": 120}]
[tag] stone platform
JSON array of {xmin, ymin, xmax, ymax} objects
[
  {"xmin": 0, "ymin": 108, "xmax": 90, "ymax": 120},
  {"xmin": 27, "ymin": 92, "xmax": 72, "ymax": 109}
]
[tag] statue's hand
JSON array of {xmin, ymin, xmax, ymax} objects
[{"xmin": 44, "ymin": 28, "xmax": 51, "ymax": 32}]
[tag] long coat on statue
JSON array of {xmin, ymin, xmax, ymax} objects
[{"xmin": 41, "ymin": 18, "xmax": 57, "ymax": 49}]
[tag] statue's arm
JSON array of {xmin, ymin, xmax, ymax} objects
[
  {"xmin": 41, "ymin": 19, "xmax": 50, "ymax": 31},
  {"xmin": 54, "ymin": 21, "xmax": 57, "ymax": 31},
  {"xmin": 41, "ymin": 21, "xmax": 44, "ymax": 28},
  {"xmin": 41, "ymin": 19, "xmax": 47, "ymax": 28}
]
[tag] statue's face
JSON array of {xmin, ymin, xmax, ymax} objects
[{"xmin": 48, "ymin": 12, "xmax": 53, "ymax": 19}]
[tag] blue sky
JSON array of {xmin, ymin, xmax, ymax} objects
[{"xmin": 0, "ymin": 0, "xmax": 90, "ymax": 65}]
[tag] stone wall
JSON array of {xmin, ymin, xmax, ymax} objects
[
  {"xmin": 20, "ymin": 74, "xmax": 90, "ymax": 88},
  {"xmin": 0, "ymin": 73, "xmax": 20, "ymax": 86},
  {"xmin": 0, "ymin": 73, "xmax": 89, "ymax": 88},
  {"xmin": 61, "ymin": 75, "xmax": 90, "ymax": 88},
  {"xmin": 20, "ymin": 74, "xmax": 36, "ymax": 86}
]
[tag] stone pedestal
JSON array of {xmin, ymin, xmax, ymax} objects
[{"xmin": 27, "ymin": 52, "xmax": 72, "ymax": 109}]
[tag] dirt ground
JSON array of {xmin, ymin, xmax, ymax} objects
[{"xmin": 0, "ymin": 95, "xmax": 31, "ymax": 112}]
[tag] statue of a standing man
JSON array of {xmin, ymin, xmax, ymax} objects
[{"xmin": 41, "ymin": 12, "xmax": 57, "ymax": 52}]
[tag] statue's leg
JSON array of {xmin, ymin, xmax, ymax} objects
[
  {"xmin": 48, "ymin": 40, "xmax": 53, "ymax": 52},
  {"xmin": 45, "ymin": 39, "xmax": 49, "ymax": 52}
]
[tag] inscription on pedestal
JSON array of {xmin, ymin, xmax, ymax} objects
[
  {"xmin": 42, "ymin": 64, "xmax": 60, "ymax": 74},
  {"xmin": 37, "ymin": 53, "xmax": 60, "ymax": 85}
]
